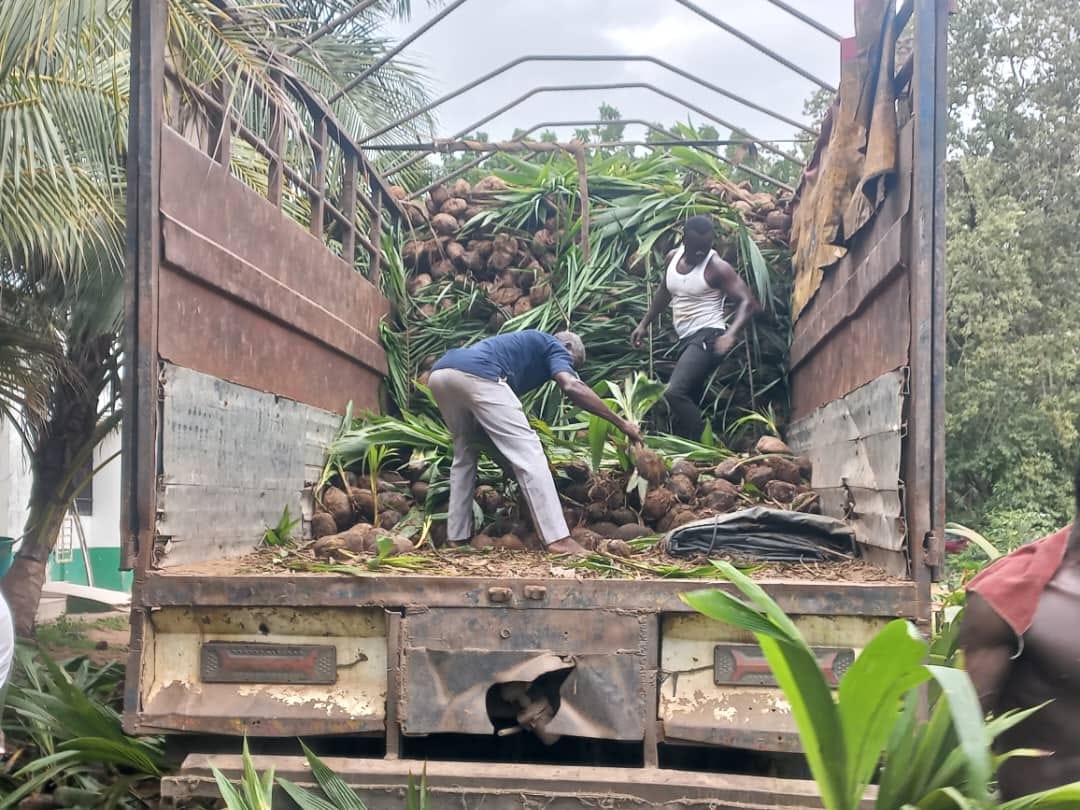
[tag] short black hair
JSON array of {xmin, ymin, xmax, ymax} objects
[{"xmin": 685, "ymin": 215, "xmax": 716, "ymax": 238}]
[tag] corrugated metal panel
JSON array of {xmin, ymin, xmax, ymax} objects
[
  {"xmin": 156, "ymin": 364, "xmax": 338, "ymax": 567},
  {"xmin": 786, "ymin": 371, "xmax": 906, "ymax": 561}
]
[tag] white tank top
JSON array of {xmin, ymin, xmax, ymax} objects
[{"xmin": 666, "ymin": 247, "xmax": 727, "ymax": 339}]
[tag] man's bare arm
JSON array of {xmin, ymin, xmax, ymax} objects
[
  {"xmin": 958, "ymin": 591, "xmax": 1018, "ymax": 716},
  {"xmin": 706, "ymin": 257, "xmax": 762, "ymax": 354},
  {"xmin": 553, "ymin": 372, "xmax": 642, "ymax": 444}
]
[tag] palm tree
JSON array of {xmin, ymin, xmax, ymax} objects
[{"xmin": 0, "ymin": 0, "xmax": 436, "ymax": 634}]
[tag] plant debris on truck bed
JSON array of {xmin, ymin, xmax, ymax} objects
[{"xmin": 178, "ymin": 541, "xmax": 898, "ymax": 584}]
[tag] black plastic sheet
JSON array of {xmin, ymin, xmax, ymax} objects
[{"xmin": 664, "ymin": 507, "xmax": 858, "ymax": 562}]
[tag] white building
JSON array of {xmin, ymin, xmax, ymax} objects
[{"xmin": 0, "ymin": 422, "xmax": 130, "ymax": 592}]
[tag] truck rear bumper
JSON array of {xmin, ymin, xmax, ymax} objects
[{"xmin": 162, "ymin": 754, "xmax": 850, "ymax": 809}]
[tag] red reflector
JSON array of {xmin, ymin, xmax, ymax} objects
[
  {"xmin": 714, "ymin": 644, "xmax": 854, "ymax": 687},
  {"xmin": 201, "ymin": 642, "xmax": 337, "ymax": 685}
]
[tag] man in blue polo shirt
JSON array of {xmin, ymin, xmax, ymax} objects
[{"xmin": 429, "ymin": 330, "xmax": 642, "ymax": 555}]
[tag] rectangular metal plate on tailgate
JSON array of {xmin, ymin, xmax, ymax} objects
[
  {"xmin": 714, "ymin": 643, "xmax": 855, "ymax": 687},
  {"xmin": 200, "ymin": 642, "xmax": 337, "ymax": 685}
]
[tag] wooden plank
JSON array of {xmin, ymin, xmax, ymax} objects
[
  {"xmin": 161, "ymin": 217, "xmax": 386, "ymax": 374},
  {"xmin": 158, "ymin": 270, "xmax": 383, "ymax": 414}
]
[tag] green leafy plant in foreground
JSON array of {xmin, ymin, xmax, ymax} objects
[
  {"xmin": 682, "ymin": 563, "xmax": 1080, "ymax": 809},
  {"xmin": 217, "ymin": 738, "xmax": 429, "ymax": 810},
  {"xmin": 263, "ymin": 506, "xmax": 301, "ymax": 548},
  {"xmin": 0, "ymin": 650, "xmax": 165, "ymax": 809}
]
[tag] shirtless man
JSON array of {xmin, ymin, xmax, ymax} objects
[
  {"xmin": 959, "ymin": 463, "xmax": 1080, "ymax": 798},
  {"xmin": 630, "ymin": 215, "xmax": 761, "ymax": 440}
]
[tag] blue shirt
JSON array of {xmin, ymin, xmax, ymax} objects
[{"xmin": 432, "ymin": 331, "xmax": 577, "ymax": 397}]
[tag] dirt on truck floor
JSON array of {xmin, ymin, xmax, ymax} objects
[{"xmin": 166, "ymin": 541, "xmax": 899, "ymax": 584}]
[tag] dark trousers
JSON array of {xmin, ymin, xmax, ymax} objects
[{"xmin": 665, "ymin": 327, "xmax": 725, "ymax": 440}]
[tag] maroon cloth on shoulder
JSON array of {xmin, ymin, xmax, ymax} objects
[{"xmin": 965, "ymin": 525, "xmax": 1072, "ymax": 637}]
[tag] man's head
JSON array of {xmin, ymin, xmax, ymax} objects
[
  {"xmin": 683, "ymin": 215, "xmax": 716, "ymax": 266},
  {"xmin": 555, "ymin": 331, "xmax": 586, "ymax": 368}
]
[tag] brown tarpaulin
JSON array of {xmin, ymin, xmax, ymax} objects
[{"xmin": 790, "ymin": 0, "xmax": 899, "ymax": 321}]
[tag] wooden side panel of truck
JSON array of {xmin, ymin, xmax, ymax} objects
[{"xmin": 122, "ymin": 0, "xmax": 947, "ymax": 804}]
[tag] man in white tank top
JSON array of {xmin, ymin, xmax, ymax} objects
[{"xmin": 631, "ymin": 215, "xmax": 762, "ymax": 439}]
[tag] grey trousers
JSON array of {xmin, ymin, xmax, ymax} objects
[{"xmin": 428, "ymin": 368, "xmax": 569, "ymax": 545}]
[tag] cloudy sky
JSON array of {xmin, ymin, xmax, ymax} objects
[{"xmin": 384, "ymin": 0, "xmax": 854, "ymax": 147}]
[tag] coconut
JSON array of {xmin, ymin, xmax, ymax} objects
[
  {"xmin": 558, "ymin": 460, "xmax": 591, "ymax": 484},
  {"xmin": 407, "ymin": 273, "xmax": 433, "ymax": 296},
  {"xmin": 429, "ymin": 259, "xmax": 453, "ymax": 280},
  {"xmin": 632, "ymin": 447, "xmax": 667, "ymax": 486},
  {"xmin": 441, "ymin": 197, "xmax": 469, "ymax": 218},
  {"xmin": 755, "ymin": 436, "xmax": 793, "ymax": 456},
  {"xmin": 765, "ymin": 480, "xmax": 798, "ymax": 504},
  {"xmin": 561, "ymin": 481, "xmax": 590, "ymax": 503},
  {"xmin": 321, "ymin": 486, "xmax": 353, "ymax": 530},
  {"xmin": 349, "ymin": 487, "xmax": 376, "ymax": 521},
  {"xmin": 529, "ymin": 280, "xmax": 552, "ymax": 306},
  {"xmin": 492, "ymin": 233, "xmax": 517, "ymax": 254},
  {"xmin": 765, "ymin": 210, "xmax": 792, "ymax": 230},
  {"xmin": 585, "ymin": 501, "xmax": 610, "ymax": 523},
  {"xmin": 744, "ymin": 463, "xmax": 776, "ymax": 490},
  {"xmin": 429, "ymin": 521, "xmax": 448, "ymax": 547},
  {"xmin": 488, "ymin": 249, "xmax": 514, "ymax": 272},
  {"xmin": 669, "ymin": 474, "xmax": 697, "ymax": 503},
  {"xmin": 562, "ymin": 506, "xmax": 583, "ymax": 528},
  {"xmin": 493, "ymin": 534, "xmax": 526, "ymax": 551},
  {"xmin": 733, "ymin": 200, "xmax": 753, "ymax": 215},
  {"xmin": 473, "ymin": 175, "xmax": 508, "ymax": 194},
  {"xmin": 378, "ymin": 509, "xmax": 403, "ymax": 530},
  {"xmin": 489, "ymin": 286, "xmax": 523, "ymax": 307},
  {"xmin": 388, "ymin": 185, "xmax": 408, "ymax": 200},
  {"xmin": 613, "ymin": 523, "xmax": 651, "ymax": 541},
  {"xmin": 311, "ymin": 511, "xmax": 337, "ymax": 540},
  {"xmin": 475, "ymin": 485, "xmax": 503, "ymax": 513},
  {"xmin": 411, "ymin": 480, "xmax": 429, "ymax": 503},
  {"xmin": 470, "ymin": 239, "xmax": 494, "ymax": 259},
  {"xmin": 795, "ymin": 456, "xmax": 814, "ymax": 479},
  {"xmin": 591, "ymin": 521, "xmax": 622, "ymax": 539},
  {"xmin": 610, "ymin": 507, "xmax": 638, "ymax": 526},
  {"xmin": 657, "ymin": 506, "xmax": 697, "ymax": 533},
  {"xmin": 445, "ymin": 241, "xmax": 466, "ymax": 264},
  {"xmin": 429, "ymin": 184, "xmax": 450, "ymax": 208},
  {"xmin": 471, "ymin": 533, "xmax": 495, "ymax": 549},
  {"xmin": 425, "ymin": 196, "xmax": 440, "ymax": 216},
  {"xmin": 314, "ymin": 523, "xmax": 376, "ymax": 559},
  {"xmin": 515, "ymin": 267, "xmax": 536, "ymax": 290},
  {"xmin": 670, "ymin": 459, "xmax": 700, "ymax": 484},
  {"xmin": 530, "ymin": 229, "xmax": 556, "ymax": 258},
  {"xmin": 461, "ymin": 251, "xmax": 483, "ymax": 273},
  {"xmin": 404, "ymin": 203, "xmax": 427, "ymax": 226},
  {"xmin": 769, "ymin": 457, "xmax": 803, "ymax": 485},
  {"xmin": 571, "ymin": 527, "xmax": 604, "ymax": 551},
  {"xmin": 389, "ymin": 536, "xmax": 415, "ymax": 555},
  {"xmin": 402, "ymin": 241, "xmax": 423, "ymax": 269},
  {"xmin": 380, "ymin": 492, "xmax": 412, "ymax": 514},
  {"xmin": 698, "ymin": 479, "xmax": 740, "ymax": 512},
  {"xmin": 642, "ymin": 487, "xmax": 678, "ymax": 522},
  {"xmin": 600, "ymin": 539, "xmax": 632, "ymax": 558},
  {"xmin": 431, "ymin": 213, "xmax": 458, "ymax": 236},
  {"xmin": 451, "ymin": 178, "xmax": 472, "ymax": 199},
  {"xmin": 513, "ymin": 297, "xmax": 532, "ymax": 316}
]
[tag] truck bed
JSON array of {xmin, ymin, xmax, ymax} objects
[{"xmin": 159, "ymin": 543, "xmax": 901, "ymax": 584}]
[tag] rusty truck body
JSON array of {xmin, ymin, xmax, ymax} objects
[{"xmin": 122, "ymin": 0, "xmax": 948, "ymax": 806}]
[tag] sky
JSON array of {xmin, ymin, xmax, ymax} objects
[{"xmin": 383, "ymin": 0, "xmax": 855, "ymax": 147}]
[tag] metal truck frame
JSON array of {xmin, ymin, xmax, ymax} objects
[{"xmin": 121, "ymin": 0, "xmax": 948, "ymax": 805}]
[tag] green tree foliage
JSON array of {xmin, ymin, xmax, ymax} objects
[{"xmin": 944, "ymin": 0, "xmax": 1080, "ymax": 542}]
